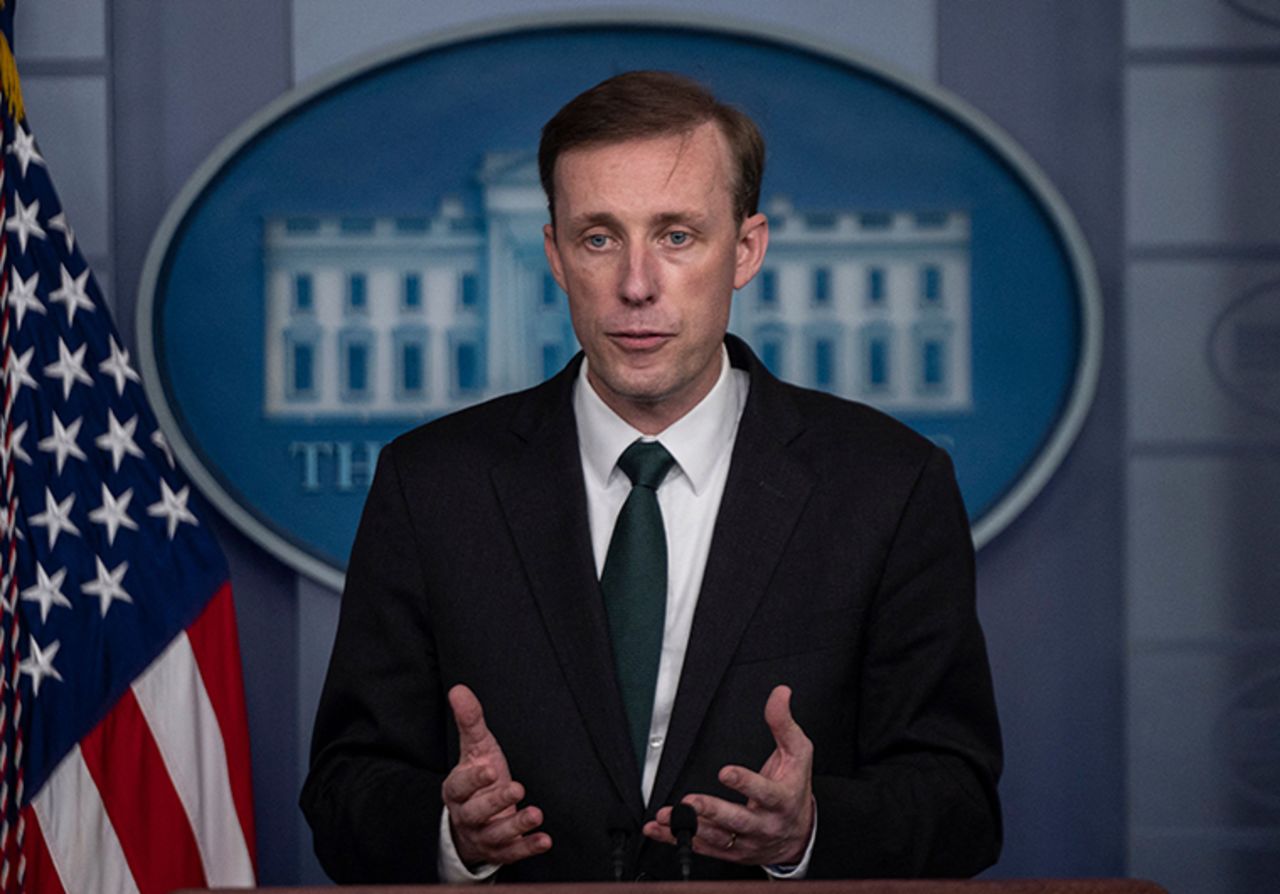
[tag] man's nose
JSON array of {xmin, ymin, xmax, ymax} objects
[{"xmin": 619, "ymin": 243, "xmax": 657, "ymax": 305}]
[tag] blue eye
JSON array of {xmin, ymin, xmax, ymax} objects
[
  {"xmin": 668, "ymin": 231, "xmax": 689, "ymax": 246},
  {"xmin": 586, "ymin": 234, "xmax": 609, "ymax": 248}
]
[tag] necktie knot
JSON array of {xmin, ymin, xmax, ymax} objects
[{"xmin": 618, "ymin": 440, "xmax": 675, "ymax": 491}]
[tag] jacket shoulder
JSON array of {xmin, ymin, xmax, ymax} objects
[
  {"xmin": 382, "ymin": 372, "xmax": 569, "ymax": 476},
  {"xmin": 767, "ymin": 377, "xmax": 942, "ymax": 475},
  {"xmin": 728, "ymin": 333, "xmax": 939, "ymax": 471}
]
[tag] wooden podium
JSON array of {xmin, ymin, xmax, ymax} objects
[{"xmin": 185, "ymin": 880, "xmax": 1169, "ymax": 893}]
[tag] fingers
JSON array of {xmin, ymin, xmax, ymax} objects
[
  {"xmin": 443, "ymin": 684, "xmax": 514, "ymax": 808},
  {"xmin": 764, "ymin": 685, "xmax": 810, "ymax": 757},
  {"xmin": 448, "ymin": 779, "xmax": 523, "ymax": 827},
  {"xmin": 452, "ymin": 803, "xmax": 552, "ymax": 866},
  {"xmin": 641, "ymin": 805, "xmax": 680, "ymax": 846},
  {"xmin": 464, "ymin": 803, "xmax": 545, "ymax": 848},
  {"xmin": 642, "ymin": 796, "xmax": 759, "ymax": 862},
  {"xmin": 445, "ymin": 685, "xmax": 550, "ymax": 865},
  {"xmin": 449, "ymin": 684, "xmax": 498, "ymax": 758},
  {"xmin": 441, "ymin": 760, "xmax": 499, "ymax": 803},
  {"xmin": 719, "ymin": 764, "xmax": 787, "ymax": 810},
  {"xmin": 445, "ymin": 770, "xmax": 549, "ymax": 866},
  {"xmin": 644, "ymin": 798, "xmax": 752, "ymax": 842},
  {"xmin": 640, "ymin": 687, "xmax": 815, "ymax": 866},
  {"xmin": 682, "ymin": 794, "xmax": 756, "ymax": 841},
  {"xmin": 647, "ymin": 792, "xmax": 810, "ymax": 866},
  {"xmin": 485, "ymin": 829, "xmax": 553, "ymax": 865}
]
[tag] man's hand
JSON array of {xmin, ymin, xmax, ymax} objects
[
  {"xmin": 642, "ymin": 685, "xmax": 815, "ymax": 866},
  {"xmin": 442, "ymin": 684, "xmax": 552, "ymax": 867}
]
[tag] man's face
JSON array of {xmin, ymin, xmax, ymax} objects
[{"xmin": 543, "ymin": 121, "xmax": 768, "ymax": 433}]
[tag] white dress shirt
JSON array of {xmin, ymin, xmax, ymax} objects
[
  {"xmin": 439, "ymin": 349, "xmax": 813, "ymax": 880},
  {"xmin": 574, "ymin": 348, "xmax": 748, "ymax": 801}
]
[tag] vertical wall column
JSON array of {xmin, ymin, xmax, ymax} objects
[
  {"xmin": 295, "ymin": 576, "xmax": 341, "ymax": 885},
  {"xmin": 1125, "ymin": 2, "xmax": 1280, "ymax": 890},
  {"xmin": 937, "ymin": 0, "xmax": 1128, "ymax": 878}
]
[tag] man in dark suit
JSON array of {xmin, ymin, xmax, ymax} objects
[{"xmin": 301, "ymin": 70, "xmax": 1001, "ymax": 884}]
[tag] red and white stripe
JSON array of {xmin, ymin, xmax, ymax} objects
[
  {"xmin": 0, "ymin": 163, "xmax": 30, "ymax": 894},
  {"xmin": 21, "ymin": 584, "xmax": 255, "ymax": 894}
]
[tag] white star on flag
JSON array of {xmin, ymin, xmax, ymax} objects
[
  {"xmin": 7, "ymin": 269, "xmax": 44, "ymax": 329},
  {"xmin": 28, "ymin": 487, "xmax": 80, "ymax": 549},
  {"xmin": 5, "ymin": 193, "xmax": 44, "ymax": 253},
  {"xmin": 21, "ymin": 563, "xmax": 72, "ymax": 623},
  {"xmin": 36, "ymin": 412, "xmax": 87, "ymax": 475},
  {"xmin": 95, "ymin": 410, "xmax": 145, "ymax": 472},
  {"xmin": 7, "ymin": 122, "xmax": 44, "ymax": 176},
  {"xmin": 47, "ymin": 265, "xmax": 94, "ymax": 325},
  {"xmin": 18, "ymin": 637, "xmax": 63, "ymax": 696},
  {"xmin": 47, "ymin": 210, "xmax": 75, "ymax": 253},
  {"xmin": 99, "ymin": 336, "xmax": 142, "ymax": 395},
  {"xmin": 7, "ymin": 344, "xmax": 37, "ymax": 393},
  {"xmin": 147, "ymin": 479, "xmax": 198, "ymax": 539},
  {"xmin": 0, "ymin": 11, "xmax": 257, "ymax": 890},
  {"xmin": 81, "ymin": 557, "xmax": 132, "ymax": 618},
  {"xmin": 88, "ymin": 484, "xmax": 138, "ymax": 546},
  {"xmin": 43, "ymin": 338, "xmax": 94, "ymax": 399}
]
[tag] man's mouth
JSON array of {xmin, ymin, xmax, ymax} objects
[{"xmin": 607, "ymin": 330, "xmax": 673, "ymax": 351}]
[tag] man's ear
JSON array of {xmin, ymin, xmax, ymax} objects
[
  {"xmin": 543, "ymin": 223, "xmax": 568, "ymax": 292},
  {"xmin": 733, "ymin": 213, "xmax": 769, "ymax": 290}
]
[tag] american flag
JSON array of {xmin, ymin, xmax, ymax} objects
[{"xmin": 0, "ymin": 4, "xmax": 256, "ymax": 892}]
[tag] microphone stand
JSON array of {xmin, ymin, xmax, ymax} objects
[
  {"xmin": 607, "ymin": 806, "xmax": 632, "ymax": 882},
  {"xmin": 671, "ymin": 803, "xmax": 697, "ymax": 882}
]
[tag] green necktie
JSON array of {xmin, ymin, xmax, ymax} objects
[{"xmin": 601, "ymin": 439, "xmax": 676, "ymax": 769}]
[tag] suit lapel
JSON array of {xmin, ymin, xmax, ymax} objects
[
  {"xmin": 649, "ymin": 342, "xmax": 815, "ymax": 811},
  {"xmin": 490, "ymin": 365, "xmax": 647, "ymax": 820}
]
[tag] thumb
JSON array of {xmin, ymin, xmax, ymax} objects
[
  {"xmin": 764, "ymin": 685, "xmax": 810, "ymax": 757},
  {"xmin": 449, "ymin": 684, "xmax": 497, "ymax": 756}
]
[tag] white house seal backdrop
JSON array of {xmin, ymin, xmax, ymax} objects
[{"xmin": 137, "ymin": 16, "xmax": 1099, "ymax": 589}]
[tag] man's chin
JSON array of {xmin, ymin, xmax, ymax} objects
[{"xmin": 595, "ymin": 374, "xmax": 674, "ymax": 408}]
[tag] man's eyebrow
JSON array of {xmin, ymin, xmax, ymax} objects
[
  {"xmin": 565, "ymin": 211, "xmax": 622, "ymax": 232},
  {"xmin": 564, "ymin": 210, "xmax": 710, "ymax": 232},
  {"xmin": 651, "ymin": 211, "xmax": 710, "ymax": 229}
]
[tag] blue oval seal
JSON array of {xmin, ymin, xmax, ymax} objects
[{"xmin": 137, "ymin": 14, "xmax": 1101, "ymax": 588}]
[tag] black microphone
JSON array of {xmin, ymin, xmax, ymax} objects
[
  {"xmin": 671, "ymin": 803, "xmax": 697, "ymax": 882},
  {"xmin": 607, "ymin": 805, "xmax": 632, "ymax": 882}
]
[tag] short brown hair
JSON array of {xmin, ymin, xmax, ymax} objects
[{"xmin": 538, "ymin": 70, "xmax": 766, "ymax": 225}]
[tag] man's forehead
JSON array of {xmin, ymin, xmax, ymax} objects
[{"xmin": 551, "ymin": 122, "xmax": 735, "ymax": 216}]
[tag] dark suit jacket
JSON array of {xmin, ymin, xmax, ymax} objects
[{"xmin": 301, "ymin": 336, "xmax": 1002, "ymax": 883}]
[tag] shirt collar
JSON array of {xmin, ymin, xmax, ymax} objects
[{"xmin": 574, "ymin": 346, "xmax": 746, "ymax": 495}]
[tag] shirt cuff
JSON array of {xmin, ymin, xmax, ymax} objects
[
  {"xmin": 762, "ymin": 797, "xmax": 817, "ymax": 880},
  {"xmin": 437, "ymin": 807, "xmax": 501, "ymax": 883}
]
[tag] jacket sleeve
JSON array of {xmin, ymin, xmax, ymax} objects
[
  {"xmin": 300, "ymin": 444, "xmax": 450, "ymax": 883},
  {"xmin": 809, "ymin": 446, "xmax": 1003, "ymax": 878}
]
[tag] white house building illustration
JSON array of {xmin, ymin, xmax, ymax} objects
[{"xmin": 262, "ymin": 153, "xmax": 971, "ymax": 420}]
